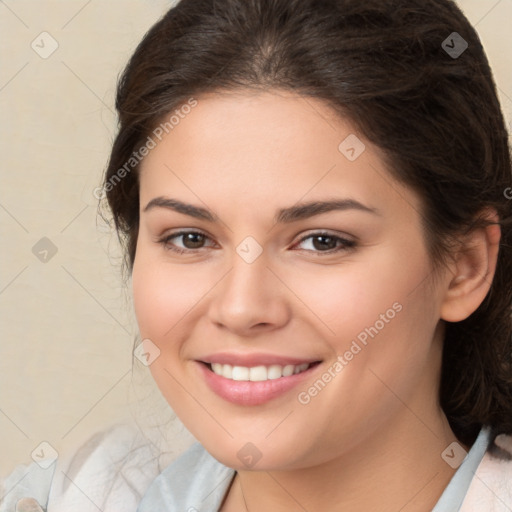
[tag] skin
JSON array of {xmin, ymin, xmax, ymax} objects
[{"xmin": 132, "ymin": 89, "xmax": 500, "ymax": 511}]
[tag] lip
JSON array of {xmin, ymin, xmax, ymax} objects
[{"xmin": 195, "ymin": 358, "xmax": 322, "ymax": 406}]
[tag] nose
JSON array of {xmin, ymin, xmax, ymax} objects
[{"xmin": 207, "ymin": 250, "xmax": 291, "ymax": 336}]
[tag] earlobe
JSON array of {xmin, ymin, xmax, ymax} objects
[{"xmin": 440, "ymin": 210, "xmax": 501, "ymax": 323}]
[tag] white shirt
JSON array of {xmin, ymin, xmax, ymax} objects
[{"xmin": 2, "ymin": 422, "xmax": 512, "ymax": 511}]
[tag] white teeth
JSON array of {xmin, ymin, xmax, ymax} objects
[
  {"xmin": 232, "ymin": 366, "xmax": 250, "ymax": 381},
  {"xmin": 282, "ymin": 364, "xmax": 295, "ymax": 377},
  {"xmin": 249, "ymin": 366, "xmax": 267, "ymax": 381},
  {"xmin": 211, "ymin": 363, "xmax": 223, "ymax": 374},
  {"xmin": 267, "ymin": 365, "xmax": 282, "ymax": 380},
  {"xmin": 209, "ymin": 362, "xmax": 311, "ymax": 381},
  {"xmin": 222, "ymin": 364, "xmax": 233, "ymax": 379}
]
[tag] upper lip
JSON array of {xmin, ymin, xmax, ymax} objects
[{"xmin": 198, "ymin": 352, "xmax": 322, "ymax": 367}]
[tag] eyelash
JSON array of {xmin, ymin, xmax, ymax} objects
[{"xmin": 156, "ymin": 230, "xmax": 356, "ymax": 256}]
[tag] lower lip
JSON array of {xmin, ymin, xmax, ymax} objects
[{"xmin": 197, "ymin": 361, "xmax": 320, "ymax": 406}]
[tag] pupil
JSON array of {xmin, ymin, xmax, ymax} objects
[
  {"xmin": 185, "ymin": 233, "xmax": 204, "ymax": 248},
  {"xmin": 313, "ymin": 235, "xmax": 335, "ymax": 251}
]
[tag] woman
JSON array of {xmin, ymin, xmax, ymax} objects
[{"xmin": 3, "ymin": 0, "xmax": 512, "ymax": 510}]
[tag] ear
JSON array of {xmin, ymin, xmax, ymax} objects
[{"xmin": 440, "ymin": 208, "xmax": 501, "ymax": 322}]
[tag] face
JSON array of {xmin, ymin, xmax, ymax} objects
[{"xmin": 132, "ymin": 89, "xmax": 449, "ymax": 470}]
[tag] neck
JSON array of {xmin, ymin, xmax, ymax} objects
[
  {"xmin": 220, "ymin": 329, "xmax": 468, "ymax": 512},
  {"xmin": 220, "ymin": 335, "xmax": 469, "ymax": 512},
  {"xmin": 223, "ymin": 410, "xmax": 463, "ymax": 512}
]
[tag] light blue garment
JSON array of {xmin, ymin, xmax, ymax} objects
[
  {"xmin": 0, "ymin": 462, "xmax": 56, "ymax": 512},
  {"xmin": 0, "ymin": 425, "xmax": 493, "ymax": 511},
  {"xmin": 138, "ymin": 427, "xmax": 491, "ymax": 512},
  {"xmin": 137, "ymin": 442, "xmax": 234, "ymax": 512},
  {"xmin": 432, "ymin": 426, "xmax": 491, "ymax": 511}
]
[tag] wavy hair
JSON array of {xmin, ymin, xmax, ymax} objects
[{"xmin": 102, "ymin": 0, "xmax": 512, "ymax": 448}]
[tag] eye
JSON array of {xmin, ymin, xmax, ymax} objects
[
  {"xmin": 292, "ymin": 231, "xmax": 356, "ymax": 255},
  {"xmin": 157, "ymin": 229, "xmax": 356, "ymax": 256},
  {"xmin": 157, "ymin": 230, "xmax": 215, "ymax": 254}
]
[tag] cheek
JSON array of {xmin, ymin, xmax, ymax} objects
[
  {"xmin": 282, "ymin": 247, "xmax": 431, "ymax": 345},
  {"xmin": 132, "ymin": 253, "xmax": 207, "ymax": 341},
  {"xmin": 285, "ymin": 244, "xmax": 438, "ymax": 406},
  {"xmin": 131, "ymin": 253, "xmax": 205, "ymax": 416}
]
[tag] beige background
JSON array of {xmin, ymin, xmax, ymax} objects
[{"xmin": 0, "ymin": 0, "xmax": 511, "ymax": 478}]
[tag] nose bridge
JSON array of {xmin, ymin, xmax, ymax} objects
[
  {"xmin": 208, "ymin": 243, "xmax": 289, "ymax": 333},
  {"xmin": 223, "ymin": 247, "xmax": 274, "ymax": 310},
  {"xmin": 221, "ymin": 230, "xmax": 271, "ymax": 295}
]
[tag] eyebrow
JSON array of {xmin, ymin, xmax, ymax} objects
[{"xmin": 143, "ymin": 196, "xmax": 380, "ymax": 223}]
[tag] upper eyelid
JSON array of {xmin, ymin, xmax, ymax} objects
[
  {"xmin": 160, "ymin": 229, "xmax": 354, "ymax": 248},
  {"xmin": 162, "ymin": 229, "xmax": 216, "ymax": 244},
  {"xmin": 296, "ymin": 230, "xmax": 354, "ymax": 242}
]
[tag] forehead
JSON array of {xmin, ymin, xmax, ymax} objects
[
  {"xmin": 140, "ymin": 89, "xmax": 346, "ymax": 174},
  {"xmin": 138, "ymin": 90, "xmax": 420, "ymax": 221}
]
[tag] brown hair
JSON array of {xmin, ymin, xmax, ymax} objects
[{"xmin": 102, "ymin": 0, "xmax": 512, "ymax": 448}]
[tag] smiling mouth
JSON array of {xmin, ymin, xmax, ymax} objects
[{"xmin": 203, "ymin": 361, "xmax": 322, "ymax": 381}]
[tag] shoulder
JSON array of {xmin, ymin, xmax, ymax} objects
[
  {"xmin": 0, "ymin": 456, "xmax": 56, "ymax": 511},
  {"xmin": 1, "ymin": 421, "xmax": 177, "ymax": 512},
  {"xmin": 137, "ymin": 442, "xmax": 235, "ymax": 511},
  {"xmin": 461, "ymin": 431, "xmax": 512, "ymax": 512}
]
